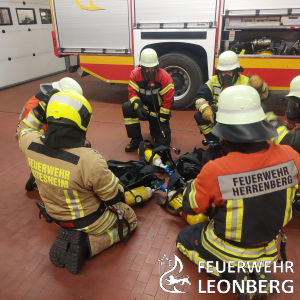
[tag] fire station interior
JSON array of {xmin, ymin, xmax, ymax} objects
[{"xmin": 1, "ymin": 1, "xmax": 300, "ymax": 300}]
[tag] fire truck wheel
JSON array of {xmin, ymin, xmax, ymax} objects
[{"xmin": 159, "ymin": 53, "xmax": 203, "ymax": 110}]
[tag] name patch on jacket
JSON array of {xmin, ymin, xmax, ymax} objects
[{"xmin": 217, "ymin": 160, "xmax": 299, "ymax": 200}]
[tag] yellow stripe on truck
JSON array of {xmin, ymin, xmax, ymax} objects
[
  {"xmin": 80, "ymin": 55, "xmax": 134, "ymax": 66},
  {"xmin": 215, "ymin": 58, "xmax": 300, "ymax": 69}
]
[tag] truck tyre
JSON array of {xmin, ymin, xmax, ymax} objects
[{"xmin": 159, "ymin": 53, "xmax": 203, "ymax": 110}]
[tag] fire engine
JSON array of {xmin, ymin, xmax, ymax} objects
[{"xmin": 50, "ymin": 0, "xmax": 300, "ymax": 110}]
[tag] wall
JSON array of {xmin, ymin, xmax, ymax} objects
[{"xmin": 0, "ymin": 0, "xmax": 66, "ymax": 89}]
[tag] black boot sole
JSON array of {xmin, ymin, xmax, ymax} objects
[{"xmin": 49, "ymin": 228, "xmax": 87, "ymax": 274}]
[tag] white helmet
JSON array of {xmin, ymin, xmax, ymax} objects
[
  {"xmin": 212, "ymin": 85, "xmax": 277, "ymax": 142},
  {"xmin": 216, "ymin": 51, "xmax": 242, "ymax": 72},
  {"xmin": 286, "ymin": 75, "xmax": 300, "ymax": 98},
  {"xmin": 139, "ymin": 48, "xmax": 159, "ymax": 68},
  {"xmin": 40, "ymin": 77, "xmax": 83, "ymax": 96}
]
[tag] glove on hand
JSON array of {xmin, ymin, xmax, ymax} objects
[
  {"xmin": 202, "ymin": 107, "xmax": 214, "ymax": 124},
  {"xmin": 133, "ymin": 99, "xmax": 149, "ymax": 121},
  {"xmin": 136, "ymin": 106, "xmax": 149, "ymax": 121},
  {"xmin": 249, "ymin": 75, "xmax": 264, "ymax": 90}
]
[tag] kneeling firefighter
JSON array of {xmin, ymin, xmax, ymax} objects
[
  {"xmin": 266, "ymin": 75, "xmax": 300, "ymax": 211},
  {"xmin": 177, "ymin": 85, "xmax": 300, "ymax": 300},
  {"xmin": 18, "ymin": 77, "xmax": 84, "ymax": 191},
  {"xmin": 15, "ymin": 90, "xmax": 137, "ymax": 274},
  {"xmin": 194, "ymin": 51, "xmax": 269, "ymax": 142},
  {"xmin": 123, "ymin": 48, "xmax": 174, "ymax": 152}
]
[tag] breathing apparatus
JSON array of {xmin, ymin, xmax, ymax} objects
[
  {"xmin": 167, "ymin": 190, "xmax": 208, "ymax": 225},
  {"xmin": 139, "ymin": 147, "xmax": 174, "ymax": 175},
  {"xmin": 119, "ymin": 182, "xmax": 152, "ymax": 206}
]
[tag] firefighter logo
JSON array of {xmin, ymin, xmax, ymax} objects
[
  {"xmin": 158, "ymin": 254, "xmax": 191, "ymax": 294},
  {"xmin": 75, "ymin": 0, "xmax": 104, "ymax": 10}
]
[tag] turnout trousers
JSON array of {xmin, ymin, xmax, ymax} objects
[
  {"xmin": 122, "ymin": 101, "xmax": 171, "ymax": 146},
  {"xmin": 85, "ymin": 202, "xmax": 137, "ymax": 257}
]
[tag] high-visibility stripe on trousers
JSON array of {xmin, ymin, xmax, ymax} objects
[{"xmin": 201, "ymin": 220, "xmax": 278, "ymax": 267}]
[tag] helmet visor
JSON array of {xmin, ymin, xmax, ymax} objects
[
  {"xmin": 40, "ymin": 83, "xmax": 54, "ymax": 95},
  {"xmin": 286, "ymin": 96, "xmax": 300, "ymax": 122}
]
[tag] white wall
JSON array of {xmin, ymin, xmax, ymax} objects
[{"xmin": 0, "ymin": 0, "xmax": 66, "ymax": 89}]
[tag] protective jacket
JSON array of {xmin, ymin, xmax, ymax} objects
[
  {"xmin": 128, "ymin": 67, "xmax": 174, "ymax": 119},
  {"xmin": 15, "ymin": 109, "xmax": 137, "ymax": 256},
  {"xmin": 195, "ymin": 74, "xmax": 249, "ymax": 113},
  {"xmin": 183, "ymin": 142, "xmax": 300, "ymax": 265},
  {"xmin": 268, "ymin": 116, "xmax": 300, "ymax": 154},
  {"xmin": 19, "ymin": 93, "xmax": 48, "ymax": 132}
]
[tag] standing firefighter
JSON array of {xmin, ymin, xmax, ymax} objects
[
  {"xmin": 15, "ymin": 90, "xmax": 137, "ymax": 274},
  {"xmin": 19, "ymin": 77, "xmax": 84, "ymax": 191},
  {"xmin": 177, "ymin": 85, "xmax": 300, "ymax": 300},
  {"xmin": 194, "ymin": 51, "xmax": 269, "ymax": 141},
  {"xmin": 123, "ymin": 48, "xmax": 174, "ymax": 152}
]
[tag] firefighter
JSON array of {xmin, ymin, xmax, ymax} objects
[
  {"xmin": 15, "ymin": 90, "xmax": 138, "ymax": 274},
  {"xmin": 266, "ymin": 75, "xmax": 300, "ymax": 211},
  {"xmin": 122, "ymin": 48, "xmax": 174, "ymax": 152},
  {"xmin": 19, "ymin": 77, "xmax": 84, "ymax": 191},
  {"xmin": 267, "ymin": 75, "xmax": 300, "ymax": 153},
  {"xmin": 177, "ymin": 85, "xmax": 300, "ymax": 300},
  {"xmin": 194, "ymin": 50, "xmax": 269, "ymax": 141}
]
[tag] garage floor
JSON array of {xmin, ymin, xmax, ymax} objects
[{"xmin": 0, "ymin": 72, "xmax": 299, "ymax": 300}]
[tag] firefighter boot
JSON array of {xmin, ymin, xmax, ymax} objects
[
  {"xmin": 234, "ymin": 269, "xmax": 256, "ymax": 300},
  {"xmin": 125, "ymin": 136, "xmax": 143, "ymax": 152},
  {"xmin": 25, "ymin": 172, "xmax": 37, "ymax": 191},
  {"xmin": 252, "ymin": 267, "xmax": 272, "ymax": 298},
  {"xmin": 49, "ymin": 227, "xmax": 89, "ymax": 274}
]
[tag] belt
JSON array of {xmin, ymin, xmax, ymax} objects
[{"xmin": 53, "ymin": 202, "xmax": 106, "ymax": 229}]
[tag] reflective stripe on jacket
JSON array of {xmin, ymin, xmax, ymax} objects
[{"xmin": 183, "ymin": 143, "xmax": 300, "ymax": 260}]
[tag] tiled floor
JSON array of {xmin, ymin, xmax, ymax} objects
[{"xmin": 0, "ymin": 72, "xmax": 299, "ymax": 300}]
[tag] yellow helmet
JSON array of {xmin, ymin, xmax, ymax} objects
[{"xmin": 46, "ymin": 90, "xmax": 92, "ymax": 131}]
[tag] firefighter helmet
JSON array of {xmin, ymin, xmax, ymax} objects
[
  {"xmin": 212, "ymin": 85, "xmax": 277, "ymax": 142},
  {"xmin": 216, "ymin": 51, "xmax": 242, "ymax": 71},
  {"xmin": 40, "ymin": 77, "xmax": 83, "ymax": 96},
  {"xmin": 286, "ymin": 75, "xmax": 300, "ymax": 98},
  {"xmin": 286, "ymin": 76, "xmax": 300, "ymax": 123},
  {"xmin": 215, "ymin": 51, "xmax": 244, "ymax": 86},
  {"xmin": 139, "ymin": 48, "xmax": 159, "ymax": 68},
  {"xmin": 46, "ymin": 90, "xmax": 92, "ymax": 132}
]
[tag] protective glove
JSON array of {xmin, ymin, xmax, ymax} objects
[
  {"xmin": 133, "ymin": 99, "xmax": 149, "ymax": 121},
  {"xmin": 249, "ymin": 75, "xmax": 266, "ymax": 93},
  {"xmin": 202, "ymin": 106, "xmax": 214, "ymax": 124}
]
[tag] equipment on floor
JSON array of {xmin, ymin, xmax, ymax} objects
[
  {"xmin": 124, "ymin": 186, "xmax": 153, "ymax": 206},
  {"xmin": 167, "ymin": 190, "xmax": 208, "ymax": 225},
  {"xmin": 139, "ymin": 146, "xmax": 173, "ymax": 175},
  {"xmin": 155, "ymin": 173, "xmax": 208, "ymax": 226}
]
